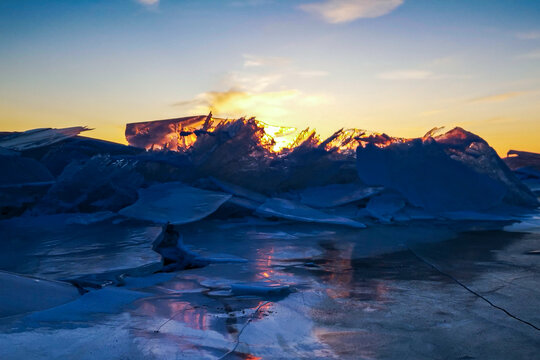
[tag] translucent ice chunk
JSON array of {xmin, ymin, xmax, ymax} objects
[
  {"xmin": 119, "ymin": 182, "xmax": 231, "ymax": 225},
  {"xmin": 256, "ymin": 198, "xmax": 366, "ymax": 228}
]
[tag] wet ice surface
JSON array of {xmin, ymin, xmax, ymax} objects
[
  {"xmin": 1, "ymin": 218, "xmax": 540, "ymax": 359},
  {"xmin": 0, "ymin": 214, "xmax": 163, "ymax": 283}
]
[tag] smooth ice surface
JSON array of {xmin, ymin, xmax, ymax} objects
[
  {"xmin": 119, "ymin": 182, "xmax": 231, "ymax": 225},
  {"xmin": 0, "ymin": 271, "xmax": 80, "ymax": 317},
  {"xmin": 299, "ymin": 183, "xmax": 382, "ymax": 208},
  {"xmin": 0, "ymin": 214, "xmax": 163, "ymax": 282},
  {"xmin": 257, "ymin": 198, "xmax": 367, "ymax": 228},
  {"xmin": 2, "ymin": 218, "xmax": 539, "ymax": 359}
]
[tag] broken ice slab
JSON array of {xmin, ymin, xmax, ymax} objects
[
  {"xmin": 119, "ymin": 182, "xmax": 231, "ymax": 225},
  {"xmin": 225, "ymin": 195, "xmax": 263, "ymax": 211},
  {"xmin": 299, "ymin": 183, "xmax": 382, "ymax": 208},
  {"xmin": 504, "ymin": 150, "xmax": 540, "ymax": 171},
  {"xmin": 357, "ymin": 138, "xmax": 508, "ymax": 212},
  {"xmin": 256, "ymin": 198, "xmax": 366, "ymax": 228},
  {"xmin": 0, "ymin": 271, "xmax": 80, "ymax": 317},
  {"xmin": 358, "ymin": 128, "xmax": 539, "ymax": 211},
  {"xmin": 504, "ymin": 215, "xmax": 540, "ymax": 233},
  {"xmin": 0, "ymin": 214, "xmax": 163, "ymax": 284},
  {"xmin": 36, "ymin": 155, "xmax": 144, "ymax": 214},
  {"xmin": 0, "ymin": 155, "xmax": 56, "ymax": 218},
  {"xmin": 440, "ymin": 211, "xmax": 519, "ymax": 222},
  {"xmin": 512, "ymin": 167, "xmax": 540, "ymax": 194},
  {"xmin": 391, "ymin": 205, "xmax": 437, "ymax": 222},
  {"xmin": 0, "ymin": 127, "xmax": 91, "ymax": 151},
  {"xmin": 30, "ymin": 135, "xmax": 143, "ymax": 177},
  {"xmin": 209, "ymin": 177, "xmax": 267, "ymax": 203},
  {"xmin": 433, "ymin": 128, "xmax": 538, "ymax": 208},
  {"xmin": 365, "ymin": 193, "xmax": 406, "ymax": 223},
  {"xmin": 0, "ymin": 155, "xmax": 54, "ymax": 187},
  {"xmin": 125, "ymin": 115, "xmax": 213, "ymax": 151},
  {"xmin": 231, "ymin": 282, "xmax": 291, "ymax": 297},
  {"xmin": 0, "ymin": 146, "xmax": 18, "ymax": 156}
]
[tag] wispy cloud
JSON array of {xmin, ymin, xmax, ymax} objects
[
  {"xmin": 225, "ymin": 72, "xmax": 282, "ymax": 92},
  {"xmin": 517, "ymin": 50, "xmax": 540, "ymax": 60},
  {"xmin": 377, "ymin": 69, "xmax": 469, "ymax": 80},
  {"xmin": 175, "ymin": 89, "xmax": 332, "ymax": 120},
  {"xmin": 377, "ymin": 70, "xmax": 435, "ymax": 80},
  {"xmin": 297, "ymin": 70, "xmax": 329, "ymax": 77},
  {"xmin": 468, "ymin": 91, "xmax": 528, "ymax": 104},
  {"xmin": 300, "ymin": 0, "xmax": 403, "ymax": 24},
  {"xmin": 230, "ymin": 0, "xmax": 273, "ymax": 6},
  {"xmin": 429, "ymin": 55, "xmax": 460, "ymax": 66},
  {"xmin": 174, "ymin": 89, "xmax": 300, "ymax": 120},
  {"xmin": 173, "ymin": 53, "xmax": 332, "ymax": 121},
  {"xmin": 242, "ymin": 54, "xmax": 291, "ymax": 68},
  {"xmin": 516, "ymin": 31, "xmax": 540, "ymax": 40},
  {"xmin": 136, "ymin": 0, "xmax": 159, "ymax": 6}
]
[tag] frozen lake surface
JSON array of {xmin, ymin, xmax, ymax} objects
[{"xmin": 1, "ymin": 217, "xmax": 539, "ymax": 359}]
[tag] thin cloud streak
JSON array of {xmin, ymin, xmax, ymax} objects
[
  {"xmin": 298, "ymin": 70, "xmax": 329, "ymax": 77},
  {"xmin": 243, "ymin": 54, "xmax": 290, "ymax": 68},
  {"xmin": 517, "ymin": 50, "xmax": 540, "ymax": 60},
  {"xmin": 516, "ymin": 31, "xmax": 540, "ymax": 40},
  {"xmin": 136, "ymin": 0, "xmax": 159, "ymax": 6},
  {"xmin": 378, "ymin": 70, "xmax": 469, "ymax": 80},
  {"xmin": 377, "ymin": 70, "xmax": 435, "ymax": 80},
  {"xmin": 300, "ymin": 0, "xmax": 403, "ymax": 24},
  {"xmin": 225, "ymin": 72, "xmax": 282, "ymax": 92},
  {"xmin": 174, "ymin": 89, "xmax": 332, "ymax": 121},
  {"xmin": 230, "ymin": 0, "xmax": 273, "ymax": 6},
  {"xmin": 468, "ymin": 91, "xmax": 528, "ymax": 104}
]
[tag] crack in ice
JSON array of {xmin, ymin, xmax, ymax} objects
[
  {"xmin": 408, "ymin": 247, "xmax": 540, "ymax": 332},
  {"xmin": 218, "ymin": 301, "xmax": 272, "ymax": 359}
]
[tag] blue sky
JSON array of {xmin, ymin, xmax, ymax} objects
[{"xmin": 1, "ymin": 0, "xmax": 540, "ymax": 154}]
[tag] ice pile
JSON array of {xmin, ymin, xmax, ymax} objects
[
  {"xmin": 1, "ymin": 116, "xmax": 539, "ymax": 318},
  {"xmin": 504, "ymin": 150, "xmax": 540, "ymax": 196},
  {"xmin": 357, "ymin": 127, "xmax": 538, "ymax": 212},
  {"xmin": 1, "ymin": 117, "xmax": 538, "ymax": 226}
]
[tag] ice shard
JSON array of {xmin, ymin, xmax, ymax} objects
[
  {"xmin": 432, "ymin": 128, "xmax": 538, "ymax": 208},
  {"xmin": 125, "ymin": 115, "xmax": 362, "ymax": 193},
  {"xmin": 256, "ymin": 198, "xmax": 366, "ymax": 228},
  {"xmin": 0, "ymin": 127, "xmax": 91, "ymax": 151},
  {"xmin": 125, "ymin": 115, "xmax": 214, "ymax": 151},
  {"xmin": 504, "ymin": 150, "xmax": 540, "ymax": 171},
  {"xmin": 357, "ymin": 128, "xmax": 538, "ymax": 212},
  {"xmin": 299, "ymin": 183, "xmax": 382, "ymax": 208},
  {"xmin": 0, "ymin": 155, "xmax": 55, "ymax": 218},
  {"xmin": 0, "ymin": 155, "xmax": 54, "ymax": 187},
  {"xmin": 28, "ymin": 136, "xmax": 142, "ymax": 177},
  {"xmin": 36, "ymin": 155, "xmax": 144, "ymax": 214},
  {"xmin": 365, "ymin": 193, "xmax": 406, "ymax": 223},
  {"xmin": 504, "ymin": 150, "xmax": 540, "ymax": 194},
  {"xmin": 119, "ymin": 182, "xmax": 231, "ymax": 225},
  {"xmin": 208, "ymin": 177, "xmax": 268, "ymax": 203}
]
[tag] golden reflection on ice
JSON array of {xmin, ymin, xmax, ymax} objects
[{"xmin": 136, "ymin": 298, "xmax": 209, "ymax": 331}]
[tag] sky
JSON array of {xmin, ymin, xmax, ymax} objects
[{"xmin": 1, "ymin": 0, "xmax": 540, "ymax": 155}]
